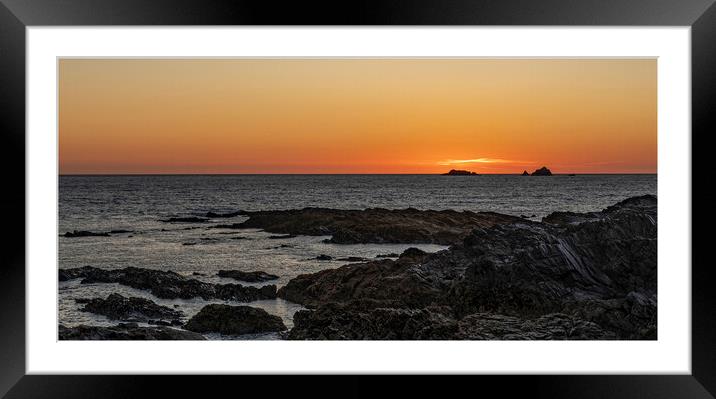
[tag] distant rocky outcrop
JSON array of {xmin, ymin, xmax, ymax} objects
[
  {"xmin": 59, "ymin": 323, "xmax": 205, "ymax": 340},
  {"xmin": 80, "ymin": 293, "xmax": 184, "ymax": 323},
  {"xmin": 530, "ymin": 166, "xmax": 553, "ymax": 176},
  {"xmin": 223, "ymin": 208, "xmax": 521, "ymax": 245},
  {"xmin": 279, "ymin": 195, "xmax": 657, "ymax": 340},
  {"xmin": 442, "ymin": 169, "xmax": 479, "ymax": 176},
  {"xmin": 58, "ymin": 266, "xmax": 277, "ymax": 301},
  {"xmin": 521, "ymin": 170, "xmax": 530, "ymax": 176},
  {"xmin": 217, "ymin": 270, "xmax": 279, "ymax": 283},
  {"xmin": 184, "ymin": 304, "xmax": 287, "ymax": 335}
]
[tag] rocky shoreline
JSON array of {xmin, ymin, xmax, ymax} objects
[
  {"xmin": 58, "ymin": 195, "xmax": 656, "ymax": 340},
  {"xmin": 217, "ymin": 207, "xmax": 521, "ymax": 245},
  {"xmin": 279, "ymin": 195, "xmax": 657, "ymax": 340}
]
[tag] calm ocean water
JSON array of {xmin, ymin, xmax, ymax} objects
[{"xmin": 58, "ymin": 174, "xmax": 656, "ymax": 339}]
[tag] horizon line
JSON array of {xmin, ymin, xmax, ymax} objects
[{"xmin": 59, "ymin": 172, "xmax": 658, "ymax": 176}]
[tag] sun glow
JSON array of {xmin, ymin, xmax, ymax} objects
[{"xmin": 59, "ymin": 58, "xmax": 656, "ymax": 174}]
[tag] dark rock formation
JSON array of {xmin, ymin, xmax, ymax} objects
[
  {"xmin": 531, "ymin": 166, "xmax": 553, "ymax": 176},
  {"xmin": 59, "ymin": 266, "xmax": 97, "ymax": 282},
  {"xmin": 205, "ymin": 210, "xmax": 248, "ymax": 218},
  {"xmin": 184, "ymin": 304, "xmax": 287, "ymax": 335},
  {"xmin": 226, "ymin": 208, "xmax": 521, "ymax": 245},
  {"xmin": 110, "ymin": 229, "xmax": 133, "ymax": 234},
  {"xmin": 280, "ymin": 195, "xmax": 657, "ymax": 340},
  {"xmin": 58, "ymin": 266, "xmax": 277, "ymax": 301},
  {"xmin": 442, "ymin": 169, "xmax": 479, "ymax": 176},
  {"xmin": 61, "ymin": 230, "xmax": 110, "ymax": 238},
  {"xmin": 80, "ymin": 293, "xmax": 184, "ymax": 323},
  {"xmin": 521, "ymin": 170, "xmax": 529, "ymax": 176},
  {"xmin": 316, "ymin": 254, "xmax": 333, "ymax": 261},
  {"xmin": 160, "ymin": 216, "xmax": 209, "ymax": 223},
  {"xmin": 217, "ymin": 270, "xmax": 279, "ymax": 282},
  {"xmin": 59, "ymin": 323, "xmax": 205, "ymax": 340}
]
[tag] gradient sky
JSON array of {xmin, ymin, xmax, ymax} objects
[{"xmin": 59, "ymin": 58, "xmax": 656, "ymax": 174}]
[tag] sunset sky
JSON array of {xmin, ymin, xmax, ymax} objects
[{"xmin": 59, "ymin": 58, "xmax": 656, "ymax": 174}]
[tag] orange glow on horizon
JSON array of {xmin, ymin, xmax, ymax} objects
[{"xmin": 59, "ymin": 59, "xmax": 656, "ymax": 174}]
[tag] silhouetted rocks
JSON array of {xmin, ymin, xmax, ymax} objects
[
  {"xmin": 184, "ymin": 304, "xmax": 287, "ymax": 335},
  {"xmin": 217, "ymin": 270, "xmax": 279, "ymax": 282},
  {"xmin": 58, "ymin": 266, "xmax": 277, "ymax": 301},
  {"xmin": 521, "ymin": 170, "xmax": 530, "ymax": 176},
  {"xmin": 62, "ymin": 230, "xmax": 110, "ymax": 238},
  {"xmin": 230, "ymin": 208, "xmax": 521, "ymax": 245},
  {"xmin": 59, "ymin": 323, "xmax": 205, "ymax": 340},
  {"xmin": 530, "ymin": 166, "xmax": 553, "ymax": 176},
  {"xmin": 80, "ymin": 293, "xmax": 184, "ymax": 323},
  {"xmin": 442, "ymin": 169, "xmax": 479, "ymax": 176},
  {"xmin": 281, "ymin": 195, "xmax": 657, "ymax": 340},
  {"xmin": 205, "ymin": 210, "xmax": 248, "ymax": 218},
  {"xmin": 160, "ymin": 216, "xmax": 209, "ymax": 223}
]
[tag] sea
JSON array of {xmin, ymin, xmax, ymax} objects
[{"xmin": 58, "ymin": 174, "xmax": 657, "ymax": 339}]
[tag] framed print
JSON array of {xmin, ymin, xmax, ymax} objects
[{"xmin": 1, "ymin": 0, "xmax": 714, "ymax": 397}]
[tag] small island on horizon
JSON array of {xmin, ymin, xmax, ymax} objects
[{"xmin": 442, "ymin": 169, "xmax": 480, "ymax": 176}]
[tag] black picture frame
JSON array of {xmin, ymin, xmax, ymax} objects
[{"xmin": 1, "ymin": 0, "xmax": 713, "ymax": 397}]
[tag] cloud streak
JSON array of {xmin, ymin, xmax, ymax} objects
[{"xmin": 437, "ymin": 158, "xmax": 530, "ymax": 166}]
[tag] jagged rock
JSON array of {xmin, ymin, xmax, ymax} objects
[
  {"xmin": 58, "ymin": 266, "xmax": 277, "ymax": 301},
  {"xmin": 454, "ymin": 313, "xmax": 614, "ymax": 340},
  {"xmin": 288, "ymin": 302, "xmax": 458, "ymax": 340},
  {"xmin": 521, "ymin": 170, "xmax": 529, "ymax": 176},
  {"xmin": 280, "ymin": 196, "xmax": 657, "ymax": 340},
  {"xmin": 80, "ymin": 293, "xmax": 183, "ymax": 323},
  {"xmin": 278, "ymin": 247, "xmax": 432, "ymax": 308},
  {"xmin": 442, "ymin": 169, "xmax": 479, "ymax": 176},
  {"xmin": 531, "ymin": 166, "xmax": 553, "ymax": 176},
  {"xmin": 217, "ymin": 270, "xmax": 279, "ymax": 282},
  {"xmin": 61, "ymin": 230, "xmax": 110, "ymax": 238},
  {"xmin": 316, "ymin": 254, "xmax": 333, "ymax": 261},
  {"xmin": 184, "ymin": 304, "xmax": 287, "ymax": 335},
  {"xmin": 228, "ymin": 208, "xmax": 521, "ymax": 245},
  {"xmin": 59, "ymin": 323, "xmax": 205, "ymax": 340}
]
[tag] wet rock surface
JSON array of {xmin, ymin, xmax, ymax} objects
[
  {"xmin": 184, "ymin": 304, "xmax": 287, "ymax": 335},
  {"xmin": 217, "ymin": 270, "xmax": 279, "ymax": 282},
  {"xmin": 281, "ymin": 195, "xmax": 657, "ymax": 340},
  {"xmin": 227, "ymin": 208, "xmax": 521, "ymax": 245},
  {"xmin": 59, "ymin": 323, "xmax": 205, "ymax": 340},
  {"xmin": 59, "ymin": 266, "xmax": 277, "ymax": 301},
  {"xmin": 80, "ymin": 293, "xmax": 184, "ymax": 323}
]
